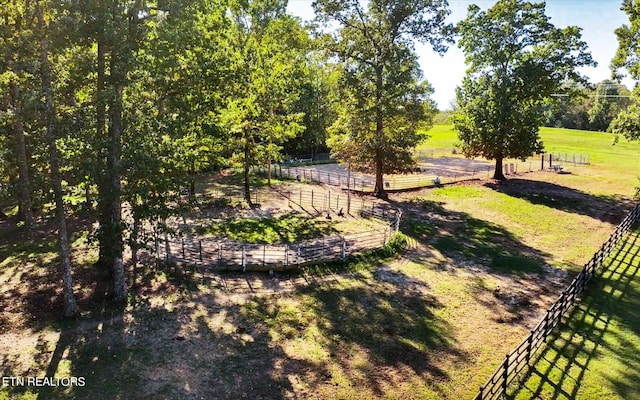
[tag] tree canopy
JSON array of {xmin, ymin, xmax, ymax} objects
[
  {"xmin": 610, "ymin": 0, "xmax": 640, "ymax": 142},
  {"xmin": 453, "ymin": 0, "xmax": 594, "ymax": 179},
  {"xmin": 314, "ymin": 0, "xmax": 450, "ymax": 197}
]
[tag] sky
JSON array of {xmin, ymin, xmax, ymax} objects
[{"xmin": 286, "ymin": 0, "xmax": 634, "ymax": 110}]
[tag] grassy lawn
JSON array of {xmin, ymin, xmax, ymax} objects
[
  {"xmin": 420, "ymin": 125, "xmax": 640, "ymax": 196},
  {"xmin": 511, "ymin": 227, "xmax": 640, "ymax": 400},
  {"xmin": 193, "ymin": 213, "xmax": 339, "ymax": 243},
  {"xmin": 1, "ymin": 127, "xmax": 639, "ymax": 399}
]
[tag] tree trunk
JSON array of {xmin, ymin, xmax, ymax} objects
[
  {"xmin": 267, "ymin": 158, "xmax": 272, "ymax": 187},
  {"xmin": 107, "ymin": 63, "xmax": 126, "ymax": 303},
  {"xmin": 9, "ymin": 81, "xmax": 34, "ymax": 228},
  {"xmin": 493, "ymin": 156, "xmax": 506, "ymax": 180},
  {"xmin": 243, "ymin": 135, "xmax": 252, "ymax": 205},
  {"xmin": 373, "ymin": 66, "xmax": 386, "ymax": 198},
  {"xmin": 95, "ymin": 37, "xmax": 110, "ymax": 269},
  {"xmin": 130, "ymin": 216, "xmax": 140, "ymax": 288},
  {"xmin": 38, "ymin": 7, "xmax": 79, "ymax": 317}
]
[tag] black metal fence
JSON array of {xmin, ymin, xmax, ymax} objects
[{"xmin": 472, "ymin": 202, "xmax": 640, "ymax": 400}]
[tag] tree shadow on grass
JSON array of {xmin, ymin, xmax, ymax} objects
[
  {"xmin": 484, "ymin": 179, "xmax": 634, "ymax": 224},
  {"xmin": 399, "ymin": 198, "xmax": 550, "ymax": 277},
  {"xmin": 242, "ymin": 270, "xmax": 466, "ymax": 398},
  {"xmin": 393, "ymin": 197, "xmax": 567, "ymax": 325},
  {"xmin": 509, "ymin": 228, "xmax": 640, "ymax": 400}
]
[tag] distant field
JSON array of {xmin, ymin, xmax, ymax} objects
[{"xmin": 420, "ymin": 125, "xmax": 640, "ymax": 197}]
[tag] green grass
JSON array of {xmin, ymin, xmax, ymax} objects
[
  {"xmin": 419, "ymin": 124, "xmax": 640, "ymax": 197},
  {"xmin": 2, "ymin": 125, "xmax": 639, "ymax": 400},
  {"xmin": 195, "ymin": 213, "xmax": 338, "ymax": 244},
  {"xmin": 511, "ymin": 228, "xmax": 640, "ymax": 400},
  {"xmin": 405, "ymin": 179, "xmax": 617, "ymax": 274}
]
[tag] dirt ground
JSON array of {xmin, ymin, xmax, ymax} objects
[
  {"xmin": 305, "ymin": 155, "xmax": 537, "ymax": 180},
  {"xmin": 0, "ymin": 170, "xmax": 631, "ymax": 400}
]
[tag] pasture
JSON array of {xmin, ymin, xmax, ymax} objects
[{"xmin": 1, "ymin": 126, "xmax": 639, "ymax": 399}]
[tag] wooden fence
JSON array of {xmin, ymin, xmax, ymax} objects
[
  {"xmin": 152, "ymin": 202, "xmax": 402, "ymax": 272},
  {"xmin": 472, "ymin": 202, "xmax": 640, "ymax": 400}
]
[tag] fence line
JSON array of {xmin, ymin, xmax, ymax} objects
[
  {"xmin": 150, "ymin": 201, "xmax": 402, "ymax": 272},
  {"xmin": 472, "ymin": 202, "xmax": 640, "ymax": 400},
  {"xmin": 547, "ymin": 152, "xmax": 590, "ymax": 166},
  {"xmin": 265, "ymin": 155, "xmax": 568, "ymax": 193}
]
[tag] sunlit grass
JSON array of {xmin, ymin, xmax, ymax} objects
[
  {"xmin": 511, "ymin": 228, "xmax": 640, "ymax": 400},
  {"xmin": 195, "ymin": 213, "xmax": 338, "ymax": 244},
  {"xmin": 419, "ymin": 124, "xmax": 640, "ymax": 196}
]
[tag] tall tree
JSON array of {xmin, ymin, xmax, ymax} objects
[
  {"xmin": 283, "ymin": 54, "xmax": 338, "ymax": 158},
  {"xmin": 0, "ymin": 1, "xmax": 36, "ymax": 227},
  {"xmin": 610, "ymin": 0, "xmax": 640, "ymax": 142},
  {"xmin": 36, "ymin": 0, "xmax": 79, "ymax": 317},
  {"xmin": 588, "ymin": 80, "xmax": 631, "ymax": 132},
  {"xmin": 313, "ymin": 0, "xmax": 451, "ymax": 197},
  {"xmin": 220, "ymin": 0, "xmax": 307, "ymax": 203},
  {"xmin": 71, "ymin": 0, "xmax": 151, "ymax": 301},
  {"xmin": 453, "ymin": 0, "xmax": 594, "ymax": 180}
]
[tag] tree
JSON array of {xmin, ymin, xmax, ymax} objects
[
  {"xmin": 610, "ymin": 0, "xmax": 640, "ymax": 143},
  {"xmin": 283, "ymin": 54, "xmax": 339, "ymax": 158},
  {"xmin": 146, "ymin": 0, "xmax": 229, "ymax": 196},
  {"xmin": 453, "ymin": 0, "xmax": 594, "ymax": 180},
  {"xmin": 0, "ymin": 1, "xmax": 37, "ymax": 228},
  {"xmin": 314, "ymin": 0, "xmax": 451, "ymax": 197},
  {"xmin": 220, "ymin": 0, "xmax": 307, "ymax": 203},
  {"xmin": 68, "ymin": 0, "xmax": 152, "ymax": 302},
  {"xmin": 36, "ymin": 0, "xmax": 79, "ymax": 317},
  {"xmin": 588, "ymin": 80, "xmax": 631, "ymax": 132}
]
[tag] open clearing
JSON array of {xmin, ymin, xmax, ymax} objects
[{"xmin": 1, "ymin": 127, "xmax": 639, "ymax": 399}]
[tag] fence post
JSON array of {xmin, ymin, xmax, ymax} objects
[
  {"xmin": 285, "ymin": 244, "xmax": 289, "ymax": 267},
  {"xmin": 341, "ymin": 238, "xmax": 346, "ymax": 260},
  {"xmin": 478, "ymin": 386, "xmax": 484, "ymax": 400},
  {"xmin": 526, "ymin": 331, "xmax": 534, "ymax": 365},
  {"xmin": 503, "ymin": 354, "xmax": 509, "ymax": 393},
  {"xmin": 311, "ymin": 190, "xmax": 314, "ymax": 209},
  {"xmin": 199, "ymin": 240, "xmax": 203, "ymax": 262},
  {"xmin": 242, "ymin": 245, "xmax": 247, "ymax": 272},
  {"xmin": 543, "ymin": 310, "xmax": 550, "ymax": 336},
  {"xmin": 181, "ymin": 238, "xmax": 185, "ymax": 258}
]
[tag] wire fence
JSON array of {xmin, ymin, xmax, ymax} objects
[
  {"xmin": 472, "ymin": 202, "xmax": 640, "ymax": 400},
  {"xmin": 547, "ymin": 152, "xmax": 590, "ymax": 166},
  {"xmin": 149, "ymin": 200, "xmax": 402, "ymax": 272},
  {"xmin": 266, "ymin": 160, "xmax": 541, "ymax": 193},
  {"xmin": 265, "ymin": 150, "xmax": 590, "ymax": 193}
]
